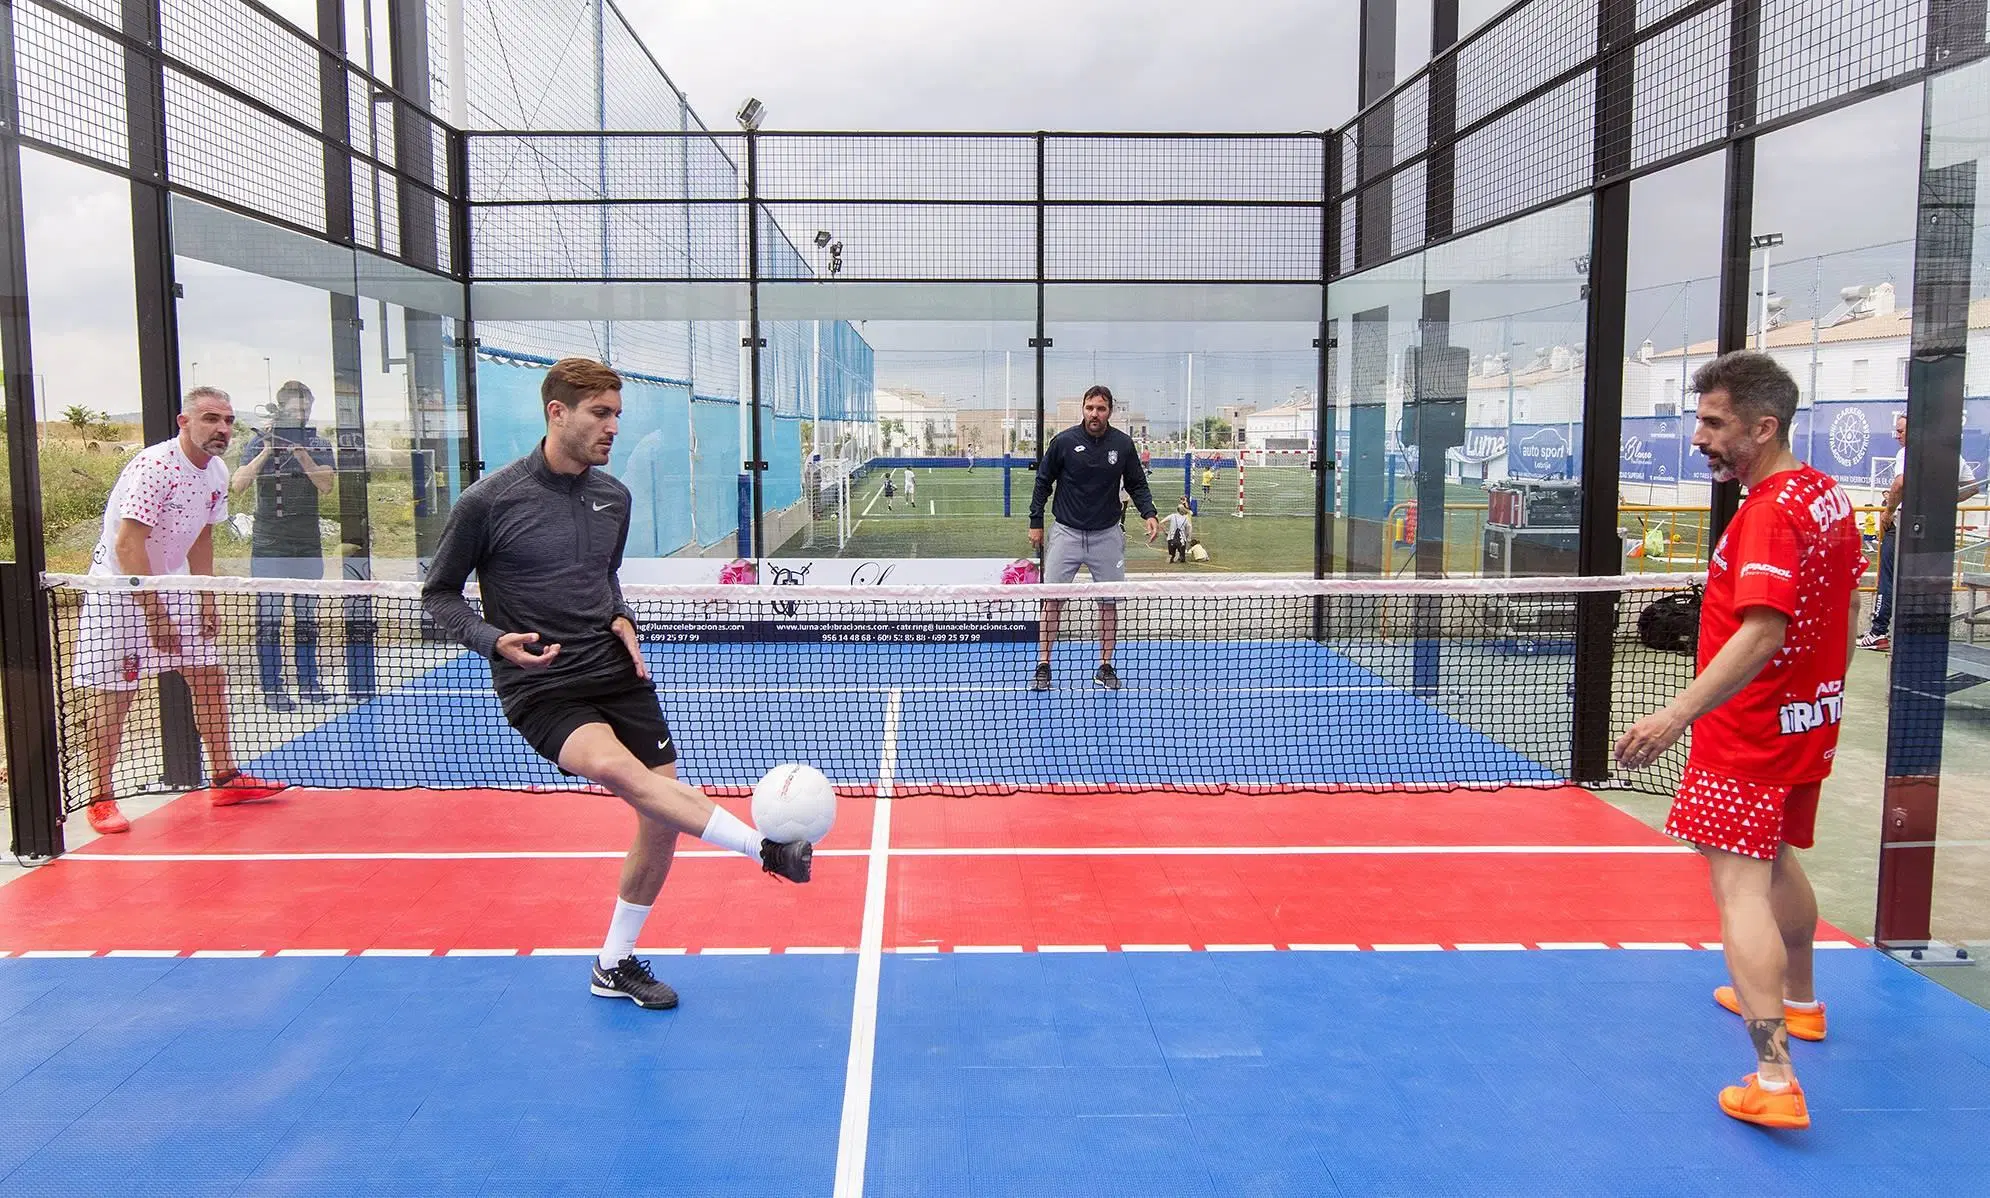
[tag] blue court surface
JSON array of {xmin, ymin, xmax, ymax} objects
[{"xmin": 1, "ymin": 950, "xmax": 1987, "ymax": 1195}]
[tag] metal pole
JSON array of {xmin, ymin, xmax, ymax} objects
[{"xmin": 1756, "ymin": 242, "xmax": 1772, "ymax": 350}]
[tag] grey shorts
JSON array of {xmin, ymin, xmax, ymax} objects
[{"xmin": 1044, "ymin": 521, "xmax": 1126, "ymax": 584}]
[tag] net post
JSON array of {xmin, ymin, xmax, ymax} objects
[{"xmin": 1, "ymin": 564, "xmax": 63, "ymax": 859}]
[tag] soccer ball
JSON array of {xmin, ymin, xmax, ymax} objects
[{"xmin": 752, "ymin": 763, "xmax": 836, "ymax": 845}]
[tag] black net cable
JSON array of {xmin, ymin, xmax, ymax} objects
[{"xmin": 42, "ymin": 574, "xmax": 1702, "ymax": 808}]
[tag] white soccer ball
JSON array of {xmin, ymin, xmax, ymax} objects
[{"xmin": 752, "ymin": 763, "xmax": 836, "ymax": 845}]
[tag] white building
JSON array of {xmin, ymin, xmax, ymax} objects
[
  {"xmin": 873, "ymin": 389, "xmax": 956, "ymax": 455},
  {"xmin": 1242, "ymin": 401, "xmax": 1316, "ymax": 452}
]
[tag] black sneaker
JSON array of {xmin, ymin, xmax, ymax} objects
[
  {"xmin": 590, "ymin": 955, "xmax": 678, "ymax": 1009},
  {"xmin": 1030, "ymin": 662, "xmax": 1052, "ymax": 691},
  {"xmin": 761, "ymin": 838, "xmax": 813, "ymax": 883},
  {"xmin": 1093, "ymin": 663, "xmax": 1121, "ymax": 690}
]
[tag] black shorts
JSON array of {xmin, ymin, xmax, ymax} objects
[{"xmin": 503, "ymin": 673, "xmax": 677, "ymax": 773}]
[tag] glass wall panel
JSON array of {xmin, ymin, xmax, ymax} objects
[
  {"xmin": 1917, "ymin": 55, "xmax": 1990, "ymax": 1010},
  {"xmin": 1327, "ymin": 256, "xmax": 1424, "ymax": 576},
  {"xmin": 18, "ymin": 149, "xmax": 142, "ymax": 575},
  {"xmin": 1621, "ymin": 151, "xmax": 1724, "ymax": 574},
  {"xmin": 758, "ymin": 290, "xmax": 1023, "ymax": 567},
  {"xmin": 1046, "ymin": 285, "xmax": 1320, "ymax": 575},
  {"xmin": 471, "ymin": 306, "xmax": 748, "ymax": 562},
  {"xmin": 1750, "ymin": 87, "xmax": 1926, "ymax": 946},
  {"xmin": 1327, "ymin": 199, "xmax": 1590, "ymax": 578}
]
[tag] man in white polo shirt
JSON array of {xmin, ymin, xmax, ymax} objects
[{"xmin": 75, "ymin": 386, "xmax": 285, "ymax": 834}]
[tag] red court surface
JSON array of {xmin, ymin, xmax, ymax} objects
[{"xmin": 0, "ymin": 786, "xmax": 1857, "ymax": 956}]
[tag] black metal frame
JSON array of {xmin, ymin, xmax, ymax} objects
[{"xmin": 0, "ymin": 0, "xmax": 62, "ymax": 858}]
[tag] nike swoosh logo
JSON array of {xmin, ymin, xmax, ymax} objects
[{"xmin": 592, "ymin": 502, "xmax": 614, "ymax": 512}]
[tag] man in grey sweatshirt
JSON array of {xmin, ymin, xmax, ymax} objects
[{"xmin": 423, "ymin": 357, "xmax": 810, "ymax": 1011}]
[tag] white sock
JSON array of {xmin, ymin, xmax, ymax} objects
[
  {"xmin": 1784, "ymin": 998, "xmax": 1820, "ymax": 1011},
  {"xmin": 701, "ymin": 805, "xmax": 762, "ymax": 859},
  {"xmin": 1756, "ymin": 1075, "xmax": 1792, "ymax": 1092},
  {"xmin": 598, "ymin": 898, "xmax": 652, "ymax": 969}
]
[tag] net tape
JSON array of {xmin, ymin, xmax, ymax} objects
[{"xmin": 43, "ymin": 572, "xmax": 1701, "ymax": 807}]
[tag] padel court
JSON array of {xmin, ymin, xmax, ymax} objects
[{"xmin": 3, "ymin": 637, "xmax": 1989, "ymax": 1196}]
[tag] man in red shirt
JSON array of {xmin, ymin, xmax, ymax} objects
[{"xmin": 1616, "ymin": 351, "xmax": 1864, "ymax": 1130}]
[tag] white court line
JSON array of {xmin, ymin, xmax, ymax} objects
[
  {"xmin": 833, "ymin": 687, "xmax": 897, "ymax": 1198},
  {"xmin": 359, "ymin": 948, "xmax": 434, "ymax": 957},
  {"xmin": 404, "ymin": 682, "xmax": 1550, "ymax": 697},
  {"xmin": 64, "ymin": 844, "xmax": 1695, "ymax": 864},
  {"xmin": 1619, "ymin": 942, "xmax": 1695, "ymax": 951},
  {"xmin": 784, "ymin": 947, "xmax": 849, "ymax": 955},
  {"xmin": 1036, "ymin": 945, "xmax": 1108, "ymax": 953},
  {"xmin": 275, "ymin": 948, "xmax": 350, "ymax": 957},
  {"xmin": 1205, "ymin": 944, "xmax": 1277, "ymax": 953},
  {"xmin": 190, "ymin": 950, "xmax": 264, "ymax": 959},
  {"xmin": 1535, "ymin": 942, "xmax": 1611, "ymax": 951},
  {"xmin": 1453, "ymin": 943, "xmax": 1528, "ymax": 952},
  {"xmin": 1287, "ymin": 944, "xmax": 1361, "ymax": 952},
  {"xmin": 20, "ymin": 950, "xmax": 95, "ymax": 958},
  {"xmin": 701, "ymin": 947, "xmax": 771, "ymax": 956},
  {"xmin": 105, "ymin": 950, "xmax": 180, "ymax": 958},
  {"xmin": 444, "ymin": 948, "xmax": 518, "ymax": 957}
]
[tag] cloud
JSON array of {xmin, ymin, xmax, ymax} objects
[{"xmin": 614, "ymin": 0, "xmax": 1362, "ymax": 132}]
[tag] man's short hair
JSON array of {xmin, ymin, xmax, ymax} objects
[
  {"xmin": 1692, "ymin": 351, "xmax": 1798, "ymax": 445},
  {"xmin": 543, "ymin": 357, "xmax": 622, "ymax": 418},
  {"xmin": 1082, "ymin": 384, "xmax": 1114, "ymax": 410},
  {"xmin": 184, "ymin": 385, "xmax": 231, "ymax": 408},
  {"xmin": 275, "ymin": 380, "xmax": 314, "ymax": 407}
]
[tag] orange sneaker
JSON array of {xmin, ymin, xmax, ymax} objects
[
  {"xmin": 85, "ymin": 801, "xmax": 130, "ymax": 835},
  {"xmin": 1714, "ymin": 985, "xmax": 1827, "ymax": 1041},
  {"xmin": 1718, "ymin": 1073, "xmax": 1810, "ymax": 1129},
  {"xmin": 208, "ymin": 772, "xmax": 287, "ymax": 808}
]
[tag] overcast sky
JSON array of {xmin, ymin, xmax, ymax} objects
[{"xmin": 10, "ymin": 0, "xmax": 1950, "ymax": 427}]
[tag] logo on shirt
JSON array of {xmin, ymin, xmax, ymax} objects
[
  {"xmin": 1739, "ymin": 562, "xmax": 1793, "ymax": 582},
  {"xmin": 1779, "ymin": 680, "xmax": 1845, "ymax": 736},
  {"xmin": 1107, "ymin": 449, "xmax": 1119, "ymax": 465},
  {"xmin": 592, "ymin": 501, "xmax": 614, "ymax": 512},
  {"xmin": 1073, "ymin": 444, "xmax": 1086, "ymax": 454}
]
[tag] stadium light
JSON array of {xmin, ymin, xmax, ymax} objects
[
  {"xmin": 1752, "ymin": 232, "xmax": 1784, "ymax": 349},
  {"xmin": 814, "ymin": 230, "xmax": 832, "ymax": 248},
  {"xmin": 735, "ymin": 97, "xmax": 764, "ymax": 131}
]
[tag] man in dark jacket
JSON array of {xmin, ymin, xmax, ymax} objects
[
  {"xmin": 423, "ymin": 357, "xmax": 811, "ymax": 1011},
  {"xmin": 1028, "ymin": 385, "xmax": 1158, "ymax": 690},
  {"xmin": 231, "ymin": 380, "xmax": 335, "ymax": 710}
]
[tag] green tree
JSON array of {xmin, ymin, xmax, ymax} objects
[
  {"xmin": 1193, "ymin": 416, "xmax": 1232, "ymax": 447},
  {"xmin": 62, "ymin": 404, "xmax": 97, "ymax": 438}
]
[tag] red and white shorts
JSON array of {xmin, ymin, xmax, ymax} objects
[{"xmin": 1665, "ymin": 764, "xmax": 1821, "ymax": 860}]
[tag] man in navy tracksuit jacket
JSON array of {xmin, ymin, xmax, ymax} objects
[{"xmin": 1028, "ymin": 384, "xmax": 1158, "ymax": 690}]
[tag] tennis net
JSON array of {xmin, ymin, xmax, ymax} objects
[{"xmin": 40, "ymin": 573, "xmax": 1702, "ymax": 809}]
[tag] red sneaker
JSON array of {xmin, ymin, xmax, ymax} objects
[
  {"xmin": 86, "ymin": 801, "xmax": 130, "ymax": 835},
  {"xmin": 208, "ymin": 772, "xmax": 287, "ymax": 807}
]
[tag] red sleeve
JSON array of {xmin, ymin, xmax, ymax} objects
[
  {"xmin": 116, "ymin": 455, "xmax": 168, "ymax": 527},
  {"xmin": 1728, "ymin": 505, "xmax": 1803, "ymax": 618}
]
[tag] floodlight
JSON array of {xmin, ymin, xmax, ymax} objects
[
  {"xmin": 814, "ymin": 230, "xmax": 832, "ymax": 248},
  {"xmin": 735, "ymin": 98, "xmax": 764, "ymax": 131}
]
